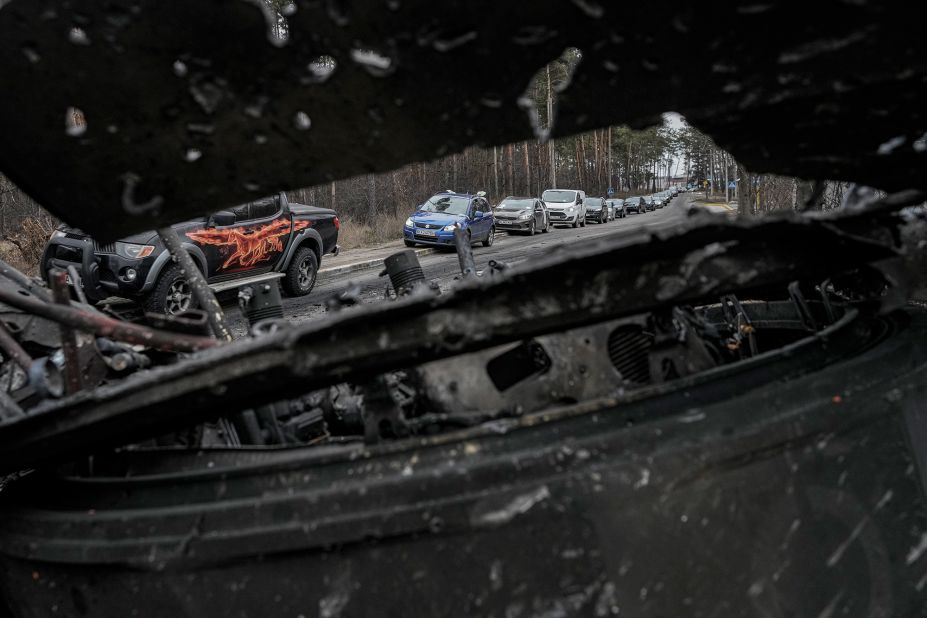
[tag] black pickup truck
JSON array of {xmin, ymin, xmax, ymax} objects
[{"xmin": 41, "ymin": 192, "xmax": 340, "ymax": 314}]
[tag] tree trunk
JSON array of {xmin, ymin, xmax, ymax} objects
[
  {"xmin": 493, "ymin": 147, "xmax": 499, "ymax": 198},
  {"xmin": 546, "ymin": 65, "xmax": 556, "ymax": 189},
  {"xmin": 795, "ymin": 180, "xmax": 816, "ymax": 210},
  {"xmin": 737, "ymin": 164, "xmax": 755, "ymax": 216},
  {"xmin": 606, "ymin": 127, "xmax": 613, "ymax": 193},
  {"xmin": 506, "ymin": 143, "xmax": 515, "ymax": 197},
  {"xmin": 391, "ymin": 171, "xmax": 400, "ymax": 215},
  {"xmin": 366, "ymin": 174, "xmax": 377, "ymax": 220},
  {"xmin": 574, "ymin": 138, "xmax": 584, "ymax": 188},
  {"xmin": 523, "ymin": 143, "xmax": 531, "ymax": 195},
  {"xmin": 580, "ymin": 134, "xmax": 588, "ymax": 190}
]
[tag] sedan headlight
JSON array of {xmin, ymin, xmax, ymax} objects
[
  {"xmin": 518, "ymin": 213, "xmax": 532, "ymax": 220},
  {"xmin": 442, "ymin": 223, "xmax": 459, "ymax": 232},
  {"xmin": 404, "ymin": 218, "xmax": 414, "ymax": 228},
  {"xmin": 118, "ymin": 243, "xmax": 155, "ymax": 259}
]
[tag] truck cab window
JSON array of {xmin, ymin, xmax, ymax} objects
[
  {"xmin": 230, "ymin": 204, "xmax": 250, "ymax": 222},
  {"xmin": 249, "ymin": 199, "xmax": 281, "ymax": 221}
]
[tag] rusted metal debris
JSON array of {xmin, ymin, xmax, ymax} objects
[
  {"xmin": 0, "ymin": 284, "xmax": 220, "ymax": 354},
  {"xmin": 0, "ymin": 322, "xmax": 31, "ymax": 372},
  {"xmin": 47, "ymin": 269, "xmax": 83, "ymax": 395}
]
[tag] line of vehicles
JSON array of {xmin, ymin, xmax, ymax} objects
[
  {"xmin": 402, "ymin": 187, "xmax": 682, "ymax": 247},
  {"xmin": 40, "ymin": 187, "xmax": 681, "ymax": 316}
]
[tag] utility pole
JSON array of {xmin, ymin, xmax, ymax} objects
[{"xmin": 724, "ymin": 153, "xmax": 730, "ymax": 203}]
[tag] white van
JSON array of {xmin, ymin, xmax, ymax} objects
[{"xmin": 541, "ymin": 189, "xmax": 587, "ymax": 228}]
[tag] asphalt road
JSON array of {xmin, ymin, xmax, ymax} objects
[{"xmin": 226, "ymin": 196, "xmax": 692, "ymax": 335}]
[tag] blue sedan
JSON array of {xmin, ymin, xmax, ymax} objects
[{"xmin": 403, "ymin": 191, "xmax": 495, "ymax": 249}]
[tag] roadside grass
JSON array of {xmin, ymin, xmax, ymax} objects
[{"xmin": 337, "ymin": 212, "xmax": 406, "ymax": 250}]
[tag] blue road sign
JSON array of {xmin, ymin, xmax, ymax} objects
[{"xmin": 607, "ymin": 187, "xmax": 615, "ymax": 196}]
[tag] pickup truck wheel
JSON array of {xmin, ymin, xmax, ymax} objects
[
  {"xmin": 283, "ymin": 247, "xmax": 319, "ymax": 297},
  {"xmin": 143, "ymin": 264, "xmax": 197, "ymax": 316}
]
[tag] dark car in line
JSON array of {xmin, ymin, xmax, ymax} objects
[
  {"xmin": 606, "ymin": 198, "xmax": 626, "ymax": 219},
  {"xmin": 41, "ymin": 192, "xmax": 340, "ymax": 315},
  {"xmin": 403, "ymin": 191, "xmax": 495, "ymax": 249},
  {"xmin": 625, "ymin": 196, "xmax": 645, "ymax": 214},
  {"xmin": 493, "ymin": 197, "xmax": 551, "ymax": 235},
  {"xmin": 583, "ymin": 197, "xmax": 610, "ymax": 224}
]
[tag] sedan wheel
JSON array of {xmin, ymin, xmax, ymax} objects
[{"xmin": 529, "ymin": 220, "xmax": 536, "ymax": 236}]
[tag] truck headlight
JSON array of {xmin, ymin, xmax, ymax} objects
[
  {"xmin": 118, "ymin": 243, "xmax": 155, "ymax": 259},
  {"xmin": 404, "ymin": 218, "xmax": 414, "ymax": 228},
  {"xmin": 51, "ymin": 230, "xmax": 67, "ymax": 240}
]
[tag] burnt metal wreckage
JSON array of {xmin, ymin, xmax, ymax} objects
[
  {"xmin": 3, "ymin": 0, "xmax": 927, "ymax": 616},
  {"xmin": 3, "ymin": 202, "xmax": 927, "ymax": 616}
]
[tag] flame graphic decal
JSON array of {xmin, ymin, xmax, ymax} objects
[{"xmin": 186, "ymin": 219, "xmax": 311, "ymax": 270}]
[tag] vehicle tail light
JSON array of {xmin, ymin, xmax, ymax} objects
[{"xmin": 333, "ymin": 216, "xmax": 341, "ymax": 230}]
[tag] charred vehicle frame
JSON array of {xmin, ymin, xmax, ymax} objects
[{"xmin": 2, "ymin": 0, "xmax": 927, "ymax": 616}]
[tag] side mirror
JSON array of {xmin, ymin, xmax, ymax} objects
[
  {"xmin": 474, "ymin": 211, "xmax": 484, "ymax": 219},
  {"xmin": 208, "ymin": 210, "xmax": 236, "ymax": 227}
]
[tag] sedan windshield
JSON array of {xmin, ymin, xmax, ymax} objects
[
  {"xmin": 419, "ymin": 194, "xmax": 470, "ymax": 215},
  {"xmin": 497, "ymin": 199, "xmax": 535, "ymax": 211},
  {"xmin": 542, "ymin": 190, "xmax": 577, "ymax": 203}
]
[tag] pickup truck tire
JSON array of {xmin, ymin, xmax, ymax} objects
[
  {"xmin": 282, "ymin": 246, "xmax": 318, "ymax": 297},
  {"xmin": 143, "ymin": 264, "xmax": 197, "ymax": 316}
]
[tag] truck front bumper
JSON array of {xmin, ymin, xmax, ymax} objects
[{"xmin": 42, "ymin": 237, "xmax": 152, "ymax": 301}]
